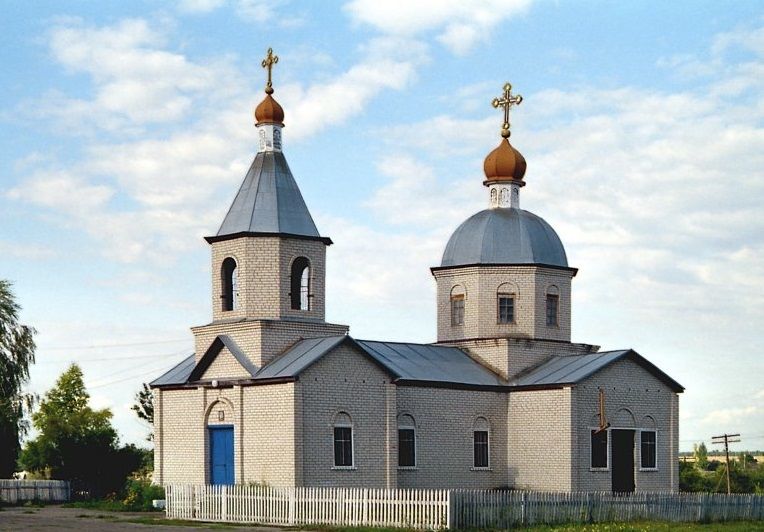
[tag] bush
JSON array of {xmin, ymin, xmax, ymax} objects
[{"xmin": 121, "ymin": 479, "xmax": 165, "ymax": 511}]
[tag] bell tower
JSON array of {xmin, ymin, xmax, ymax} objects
[{"xmin": 192, "ymin": 48, "xmax": 348, "ymax": 367}]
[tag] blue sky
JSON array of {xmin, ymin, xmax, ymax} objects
[{"xmin": 2, "ymin": 0, "xmax": 763, "ymax": 452}]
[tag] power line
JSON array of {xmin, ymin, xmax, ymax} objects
[
  {"xmin": 87, "ymin": 356, "xmax": 190, "ymax": 390},
  {"xmin": 36, "ymin": 349, "xmax": 192, "ymax": 364},
  {"xmin": 41, "ymin": 338, "xmax": 190, "ymax": 351}
]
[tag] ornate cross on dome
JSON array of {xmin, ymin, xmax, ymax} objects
[
  {"xmin": 492, "ymin": 82, "xmax": 523, "ymax": 138},
  {"xmin": 261, "ymin": 47, "xmax": 279, "ymax": 94}
]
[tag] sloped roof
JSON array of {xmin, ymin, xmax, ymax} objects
[
  {"xmin": 150, "ymin": 354, "xmax": 195, "ymax": 386},
  {"xmin": 355, "ymin": 339, "xmax": 508, "ymax": 387},
  {"xmin": 254, "ymin": 336, "xmax": 508, "ymax": 388},
  {"xmin": 206, "ymin": 151, "xmax": 330, "ymax": 244},
  {"xmin": 253, "ymin": 335, "xmax": 347, "ymax": 380},
  {"xmin": 509, "ymin": 349, "xmax": 684, "ymax": 392}
]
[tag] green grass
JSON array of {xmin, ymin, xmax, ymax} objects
[
  {"xmin": 511, "ymin": 522, "xmax": 764, "ymax": 531},
  {"xmin": 63, "ymin": 499, "xmax": 161, "ymax": 512}
]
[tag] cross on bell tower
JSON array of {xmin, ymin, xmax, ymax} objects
[
  {"xmin": 492, "ymin": 83, "xmax": 523, "ymax": 138},
  {"xmin": 261, "ymin": 47, "xmax": 279, "ymax": 94}
]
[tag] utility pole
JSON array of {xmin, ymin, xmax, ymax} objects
[{"xmin": 711, "ymin": 433, "xmax": 741, "ymax": 494}]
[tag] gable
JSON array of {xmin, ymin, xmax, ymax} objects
[
  {"xmin": 202, "ymin": 346, "xmax": 252, "ymax": 380},
  {"xmin": 188, "ymin": 335, "xmax": 257, "ymax": 382}
]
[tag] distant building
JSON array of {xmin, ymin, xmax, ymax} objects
[{"xmin": 151, "ymin": 51, "xmax": 683, "ymax": 492}]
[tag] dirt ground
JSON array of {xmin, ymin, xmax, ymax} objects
[{"xmin": 0, "ymin": 504, "xmax": 287, "ymax": 531}]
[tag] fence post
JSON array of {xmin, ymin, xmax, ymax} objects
[
  {"xmin": 587, "ymin": 492, "xmax": 594, "ymax": 524},
  {"xmin": 288, "ymin": 487, "xmax": 295, "ymax": 525},
  {"xmin": 362, "ymin": 488, "xmax": 369, "ymax": 524},
  {"xmin": 521, "ymin": 491, "xmax": 527, "ymax": 526},
  {"xmin": 446, "ymin": 490, "xmax": 452, "ymax": 529}
]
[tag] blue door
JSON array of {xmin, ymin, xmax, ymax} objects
[{"xmin": 209, "ymin": 426, "xmax": 234, "ymax": 485}]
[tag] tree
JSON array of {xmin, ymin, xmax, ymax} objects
[
  {"xmin": 131, "ymin": 382, "xmax": 154, "ymax": 441},
  {"xmin": 18, "ymin": 364, "xmax": 140, "ymax": 497},
  {"xmin": 694, "ymin": 441, "xmax": 709, "ymax": 470},
  {"xmin": 0, "ymin": 279, "xmax": 36, "ymax": 477}
]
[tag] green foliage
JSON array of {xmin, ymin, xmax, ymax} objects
[
  {"xmin": 680, "ymin": 458, "xmax": 764, "ymax": 493},
  {"xmin": 65, "ymin": 479, "xmax": 164, "ymax": 512},
  {"xmin": 131, "ymin": 382, "xmax": 154, "ymax": 441},
  {"xmin": 693, "ymin": 442, "xmax": 709, "ymax": 470},
  {"xmin": 18, "ymin": 364, "xmax": 144, "ymax": 498},
  {"xmin": 0, "ymin": 279, "xmax": 36, "ymax": 477}
]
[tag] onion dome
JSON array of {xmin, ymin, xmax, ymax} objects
[
  {"xmin": 254, "ymin": 93, "xmax": 285, "ymax": 126},
  {"xmin": 483, "ymin": 138, "xmax": 527, "ymax": 185},
  {"xmin": 441, "ymin": 208, "xmax": 567, "ymax": 268}
]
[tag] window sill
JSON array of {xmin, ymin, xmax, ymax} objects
[
  {"xmin": 639, "ymin": 467, "xmax": 659, "ymax": 472},
  {"xmin": 470, "ymin": 467, "xmax": 492, "ymax": 472},
  {"xmin": 331, "ymin": 466, "xmax": 357, "ymax": 471},
  {"xmin": 589, "ymin": 467, "xmax": 610, "ymax": 472},
  {"xmin": 397, "ymin": 466, "xmax": 418, "ymax": 471}
]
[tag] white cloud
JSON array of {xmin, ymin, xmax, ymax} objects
[
  {"xmin": 177, "ymin": 0, "xmax": 226, "ymax": 13},
  {"xmin": 344, "ymin": 0, "xmax": 532, "ymax": 55}
]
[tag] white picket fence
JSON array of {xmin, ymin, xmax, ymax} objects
[
  {"xmin": 166, "ymin": 485, "xmax": 764, "ymax": 529},
  {"xmin": 0, "ymin": 480, "xmax": 70, "ymax": 504},
  {"xmin": 166, "ymin": 484, "xmax": 450, "ymax": 529}
]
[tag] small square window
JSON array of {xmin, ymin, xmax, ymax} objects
[
  {"xmin": 498, "ymin": 294, "xmax": 514, "ymax": 324},
  {"xmin": 591, "ymin": 429, "xmax": 608, "ymax": 469},
  {"xmin": 546, "ymin": 294, "xmax": 559, "ymax": 326},
  {"xmin": 218, "ymin": 410, "xmax": 225, "ymax": 422},
  {"xmin": 451, "ymin": 296, "xmax": 464, "ymax": 326},
  {"xmin": 641, "ymin": 431, "xmax": 657, "ymax": 469}
]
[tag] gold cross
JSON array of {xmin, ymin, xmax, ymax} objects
[
  {"xmin": 261, "ymin": 47, "xmax": 279, "ymax": 94},
  {"xmin": 492, "ymin": 82, "xmax": 523, "ymax": 138}
]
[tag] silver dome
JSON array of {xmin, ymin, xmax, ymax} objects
[{"xmin": 441, "ymin": 208, "xmax": 568, "ymax": 268}]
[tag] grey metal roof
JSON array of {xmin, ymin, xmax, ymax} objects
[
  {"xmin": 355, "ymin": 339, "xmax": 507, "ymax": 387},
  {"xmin": 509, "ymin": 349, "xmax": 684, "ymax": 392},
  {"xmin": 254, "ymin": 336, "xmax": 507, "ymax": 388},
  {"xmin": 440, "ymin": 208, "xmax": 568, "ymax": 268},
  {"xmin": 253, "ymin": 336, "xmax": 347, "ymax": 380},
  {"xmin": 210, "ymin": 151, "xmax": 327, "ymax": 242},
  {"xmin": 150, "ymin": 354, "xmax": 195, "ymax": 386}
]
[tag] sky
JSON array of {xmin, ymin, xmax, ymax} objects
[{"xmin": 1, "ymin": 0, "xmax": 763, "ymax": 453}]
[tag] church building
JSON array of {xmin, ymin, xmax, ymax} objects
[{"xmin": 151, "ymin": 49, "xmax": 683, "ymax": 493}]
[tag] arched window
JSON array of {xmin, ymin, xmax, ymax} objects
[
  {"xmin": 497, "ymin": 282, "xmax": 517, "ymax": 324},
  {"xmin": 473, "ymin": 417, "xmax": 490, "ymax": 469},
  {"xmin": 450, "ymin": 285, "xmax": 465, "ymax": 326},
  {"xmin": 221, "ymin": 257, "xmax": 238, "ymax": 312},
  {"xmin": 397, "ymin": 414, "xmax": 416, "ymax": 468},
  {"xmin": 546, "ymin": 285, "xmax": 560, "ymax": 327},
  {"xmin": 333, "ymin": 412, "xmax": 353, "ymax": 467},
  {"xmin": 290, "ymin": 257, "xmax": 310, "ymax": 310}
]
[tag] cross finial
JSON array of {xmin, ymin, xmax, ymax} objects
[
  {"xmin": 492, "ymin": 82, "xmax": 523, "ymax": 138},
  {"xmin": 261, "ymin": 47, "xmax": 279, "ymax": 95}
]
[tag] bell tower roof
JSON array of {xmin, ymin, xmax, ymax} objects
[
  {"xmin": 206, "ymin": 151, "xmax": 330, "ymax": 244},
  {"xmin": 205, "ymin": 47, "xmax": 330, "ymax": 245}
]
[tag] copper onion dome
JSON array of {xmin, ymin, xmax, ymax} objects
[
  {"xmin": 483, "ymin": 138, "xmax": 527, "ymax": 185},
  {"xmin": 254, "ymin": 93, "xmax": 285, "ymax": 126}
]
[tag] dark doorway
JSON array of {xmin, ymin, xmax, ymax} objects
[{"xmin": 611, "ymin": 429, "xmax": 635, "ymax": 493}]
